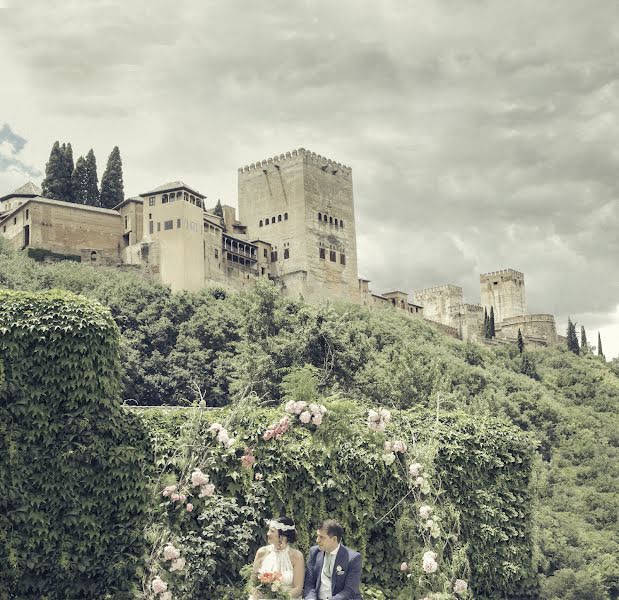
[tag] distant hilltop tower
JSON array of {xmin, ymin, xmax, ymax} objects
[
  {"xmin": 480, "ymin": 268, "xmax": 526, "ymax": 323},
  {"xmin": 238, "ymin": 148, "xmax": 359, "ymax": 303}
]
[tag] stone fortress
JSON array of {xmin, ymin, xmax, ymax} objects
[{"xmin": 0, "ymin": 147, "xmax": 557, "ymax": 346}]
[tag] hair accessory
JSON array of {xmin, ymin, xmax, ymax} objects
[{"xmin": 267, "ymin": 519, "xmax": 296, "ymax": 532}]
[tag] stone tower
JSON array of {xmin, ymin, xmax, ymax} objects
[
  {"xmin": 238, "ymin": 148, "xmax": 359, "ymax": 303},
  {"xmin": 480, "ymin": 268, "xmax": 526, "ymax": 323}
]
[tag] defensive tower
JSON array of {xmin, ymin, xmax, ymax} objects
[
  {"xmin": 238, "ymin": 148, "xmax": 359, "ymax": 302},
  {"xmin": 480, "ymin": 268, "xmax": 526, "ymax": 323}
]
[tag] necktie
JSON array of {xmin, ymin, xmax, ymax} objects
[{"xmin": 323, "ymin": 552, "xmax": 333, "ymax": 578}]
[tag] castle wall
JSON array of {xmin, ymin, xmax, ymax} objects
[
  {"xmin": 238, "ymin": 149, "xmax": 359, "ymax": 304},
  {"xmin": 496, "ymin": 313, "xmax": 557, "ymax": 345},
  {"xmin": 449, "ymin": 303, "xmax": 485, "ymax": 343},
  {"xmin": 413, "ymin": 284, "xmax": 464, "ymax": 326},
  {"xmin": 480, "ymin": 269, "xmax": 526, "ymax": 323}
]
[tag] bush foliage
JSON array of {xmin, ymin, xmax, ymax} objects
[{"xmin": 0, "ymin": 290, "xmax": 152, "ymax": 599}]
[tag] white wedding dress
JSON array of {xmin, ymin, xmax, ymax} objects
[{"xmin": 250, "ymin": 544, "xmax": 301, "ymax": 600}]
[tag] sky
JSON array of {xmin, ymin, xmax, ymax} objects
[{"xmin": 1, "ymin": 0, "xmax": 618, "ymax": 358}]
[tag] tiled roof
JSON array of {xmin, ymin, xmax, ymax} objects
[
  {"xmin": 139, "ymin": 181, "xmax": 205, "ymax": 199},
  {"xmin": 0, "ymin": 181, "xmax": 42, "ymax": 202}
]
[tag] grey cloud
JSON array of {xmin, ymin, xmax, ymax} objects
[{"xmin": 0, "ymin": 124, "xmax": 41, "ymax": 178}]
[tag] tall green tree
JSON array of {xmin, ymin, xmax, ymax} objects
[
  {"xmin": 490, "ymin": 306, "xmax": 496, "ymax": 338},
  {"xmin": 213, "ymin": 199, "xmax": 224, "ymax": 218},
  {"xmin": 580, "ymin": 326, "xmax": 588, "ymax": 353},
  {"xmin": 517, "ymin": 328, "xmax": 524, "ymax": 354},
  {"xmin": 71, "ymin": 156, "xmax": 88, "ymax": 204},
  {"xmin": 84, "ymin": 149, "xmax": 99, "ymax": 206},
  {"xmin": 41, "ymin": 141, "xmax": 66, "ymax": 200},
  {"xmin": 99, "ymin": 146, "xmax": 124, "ymax": 209},
  {"xmin": 566, "ymin": 318, "xmax": 580, "ymax": 355},
  {"xmin": 61, "ymin": 143, "xmax": 75, "ymax": 201},
  {"xmin": 597, "ymin": 332, "xmax": 604, "ymax": 359},
  {"xmin": 484, "ymin": 308, "xmax": 489, "ymax": 339}
]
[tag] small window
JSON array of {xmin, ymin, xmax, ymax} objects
[
  {"xmin": 318, "ymin": 212, "xmax": 322, "ymax": 220},
  {"xmin": 329, "ymin": 216, "xmax": 333, "ymax": 224},
  {"xmin": 90, "ymin": 251, "xmax": 97, "ymax": 262},
  {"xmin": 278, "ymin": 214, "xmax": 282, "ymax": 222},
  {"xmin": 334, "ymin": 218, "xmax": 338, "ymax": 226},
  {"xmin": 149, "ymin": 221, "xmax": 154, "ymax": 234},
  {"xmin": 319, "ymin": 248, "xmax": 326, "ymax": 260},
  {"xmin": 265, "ymin": 218, "xmax": 269, "ymax": 226},
  {"xmin": 190, "ymin": 195, "xmax": 195, "ymax": 204},
  {"xmin": 176, "ymin": 191, "xmax": 182, "ymax": 198},
  {"xmin": 330, "ymin": 251, "xmax": 336, "ymax": 262},
  {"xmin": 271, "ymin": 251, "xmax": 278, "ymax": 262},
  {"xmin": 25, "ymin": 209, "xmax": 29, "ymax": 220},
  {"xmin": 13, "ymin": 217, "xmax": 17, "ymax": 225},
  {"xmin": 124, "ymin": 216, "xmax": 128, "ymax": 229},
  {"xmin": 164, "ymin": 220, "xmax": 173, "ymax": 230},
  {"xmin": 148, "ymin": 213, "xmax": 152, "ymax": 219},
  {"xmin": 263, "ymin": 248, "xmax": 268, "ymax": 258},
  {"xmin": 215, "ymin": 249, "xmax": 219, "ymax": 258},
  {"xmin": 162, "ymin": 194, "xmax": 168, "ymax": 204},
  {"xmin": 340, "ymin": 253, "xmax": 346, "ymax": 265},
  {"xmin": 149, "ymin": 197, "xmax": 156, "ymax": 206},
  {"xmin": 284, "ymin": 213, "xmax": 288, "ymax": 220},
  {"xmin": 323, "ymin": 214, "xmax": 327, "ymax": 222},
  {"xmin": 271, "ymin": 216, "xmax": 275, "ymax": 224},
  {"xmin": 157, "ymin": 222, "xmax": 161, "ymax": 232},
  {"xmin": 177, "ymin": 219, "xmax": 181, "ymax": 228},
  {"xmin": 184, "ymin": 192, "xmax": 189, "ymax": 201},
  {"xmin": 340, "ymin": 220, "xmax": 344, "ymax": 228},
  {"xmin": 259, "ymin": 220, "xmax": 263, "ymax": 227},
  {"xmin": 284, "ymin": 248, "xmax": 290, "ymax": 259},
  {"xmin": 3, "ymin": 225, "xmax": 5, "ymax": 233}
]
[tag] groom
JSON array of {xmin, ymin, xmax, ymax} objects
[{"xmin": 303, "ymin": 519, "xmax": 363, "ymax": 600}]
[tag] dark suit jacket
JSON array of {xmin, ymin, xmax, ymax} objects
[{"xmin": 303, "ymin": 544, "xmax": 362, "ymax": 600}]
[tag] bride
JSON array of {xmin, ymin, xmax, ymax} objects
[{"xmin": 250, "ymin": 516, "xmax": 304, "ymax": 599}]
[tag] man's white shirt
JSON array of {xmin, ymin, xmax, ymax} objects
[{"xmin": 318, "ymin": 545, "xmax": 341, "ymax": 600}]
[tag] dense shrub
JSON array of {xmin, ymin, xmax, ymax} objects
[{"xmin": 0, "ymin": 290, "xmax": 152, "ymax": 599}]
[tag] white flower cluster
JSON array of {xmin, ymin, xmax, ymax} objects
[
  {"xmin": 191, "ymin": 469, "xmax": 215, "ymax": 498},
  {"xmin": 285, "ymin": 401, "xmax": 327, "ymax": 426},
  {"xmin": 209, "ymin": 423, "xmax": 235, "ymax": 448},
  {"xmin": 409, "ymin": 462, "xmax": 431, "ymax": 495},
  {"xmin": 367, "ymin": 408, "xmax": 391, "ymax": 433},
  {"xmin": 422, "ymin": 550, "xmax": 438, "ymax": 574},
  {"xmin": 151, "ymin": 576, "xmax": 171, "ymax": 599},
  {"xmin": 382, "ymin": 439, "xmax": 407, "ymax": 465},
  {"xmin": 163, "ymin": 543, "xmax": 186, "ymax": 572},
  {"xmin": 453, "ymin": 579, "xmax": 468, "ymax": 595}
]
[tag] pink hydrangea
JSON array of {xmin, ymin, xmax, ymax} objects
[
  {"xmin": 454, "ymin": 579, "xmax": 468, "ymax": 595},
  {"xmin": 152, "ymin": 576, "xmax": 167, "ymax": 594},
  {"xmin": 419, "ymin": 505, "xmax": 432, "ymax": 519},
  {"xmin": 285, "ymin": 400, "xmax": 296, "ymax": 413},
  {"xmin": 279, "ymin": 416, "xmax": 290, "ymax": 427},
  {"xmin": 400, "ymin": 562, "xmax": 408, "ymax": 571},
  {"xmin": 241, "ymin": 453, "xmax": 256, "ymax": 469},
  {"xmin": 293, "ymin": 401, "xmax": 307, "ymax": 414},
  {"xmin": 409, "ymin": 463, "xmax": 423, "ymax": 477},
  {"xmin": 162, "ymin": 485, "xmax": 177, "ymax": 497},
  {"xmin": 191, "ymin": 469, "xmax": 209, "ymax": 487},
  {"xmin": 309, "ymin": 403, "xmax": 320, "ymax": 415},
  {"xmin": 299, "ymin": 411, "xmax": 312, "ymax": 424},
  {"xmin": 263, "ymin": 429, "xmax": 274, "ymax": 441},
  {"xmin": 312, "ymin": 413, "xmax": 323, "ymax": 426},
  {"xmin": 169, "ymin": 557, "xmax": 186, "ymax": 572},
  {"xmin": 199, "ymin": 483, "xmax": 215, "ymax": 498},
  {"xmin": 170, "ymin": 493, "xmax": 180, "ymax": 502},
  {"xmin": 186, "ymin": 503, "xmax": 194, "ymax": 512},
  {"xmin": 178, "ymin": 494, "xmax": 187, "ymax": 502},
  {"xmin": 163, "ymin": 544, "xmax": 180, "ymax": 561}
]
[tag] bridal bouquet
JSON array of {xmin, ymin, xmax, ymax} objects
[{"xmin": 242, "ymin": 565, "xmax": 289, "ymax": 599}]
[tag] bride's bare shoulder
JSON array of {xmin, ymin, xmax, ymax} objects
[
  {"xmin": 255, "ymin": 545, "xmax": 270, "ymax": 557},
  {"xmin": 290, "ymin": 548, "xmax": 305, "ymax": 561}
]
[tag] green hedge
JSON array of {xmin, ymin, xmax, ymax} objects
[
  {"xmin": 138, "ymin": 402, "xmax": 538, "ymax": 599},
  {"xmin": 0, "ymin": 290, "xmax": 152, "ymax": 599}
]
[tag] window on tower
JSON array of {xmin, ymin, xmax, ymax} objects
[
  {"xmin": 284, "ymin": 212, "xmax": 288, "ymax": 220},
  {"xmin": 319, "ymin": 248, "xmax": 326, "ymax": 259},
  {"xmin": 330, "ymin": 251, "xmax": 336, "ymax": 262},
  {"xmin": 284, "ymin": 248, "xmax": 290, "ymax": 259}
]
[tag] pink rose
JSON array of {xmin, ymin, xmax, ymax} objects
[
  {"xmin": 191, "ymin": 470, "xmax": 209, "ymax": 487},
  {"xmin": 400, "ymin": 562, "xmax": 408, "ymax": 571},
  {"xmin": 263, "ymin": 429, "xmax": 274, "ymax": 441},
  {"xmin": 163, "ymin": 544, "xmax": 180, "ymax": 561},
  {"xmin": 299, "ymin": 411, "xmax": 312, "ymax": 424},
  {"xmin": 169, "ymin": 557, "xmax": 186, "ymax": 572},
  {"xmin": 241, "ymin": 454, "xmax": 256, "ymax": 469},
  {"xmin": 454, "ymin": 579, "xmax": 468, "ymax": 594},
  {"xmin": 151, "ymin": 576, "xmax": 167, "ymax": 594},
  {"xmin": 255, "ymin": 473, "xmax": 263, "ymax": 481},
  {"xmin": 199, "ymin": 483, "xmax": 215, "ymax": 497},
  {"xmin": 170, "ymin": 493, "xmax": 180, "ymax": 502},
  {"xmin": 162, "ymin": 485, "xmax": 177, "ymax": 497},
  {"xmin": 186, "ymin": 503, "xmax": 194, "ymax": 512},
  {"xmin": 293, "ymin": 401, "xmax": 307, "ymax": 414},
  {"xmin": 178, "ymin": 494, "xmax": 187, "ymax": 502}
]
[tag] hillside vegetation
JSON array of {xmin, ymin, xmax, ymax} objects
[{"xmin": 1, "ymin": 239, "xmax": 618, "ymax": 599}]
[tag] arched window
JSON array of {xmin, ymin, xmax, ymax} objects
[
  {"xmin": 259, "ymin": 220, "xmax": 263, "ymax": 227},
  {"xmin": 265, "ymin": 218, "xmax": 269, "ymax": 225},
  {"xmin": 90, "ymin": 251, "xmax": 98, "ymax": 263},
  {"xmin": 284, "ymin": 248, "xmax": 290, "ymax": 259},
  {"xmin": 272, "ymin": 216, "xmax": 275, "ymax": 224},
  {"xmin": 323, "ymin": 214, "xmax": 327, "ymax": 222},
  {"xmin": 278, "ymin": 214, "xmax": 282, "ymax": 222},
  {"xmin": 318, "ymin": 212, "xmax": 322, "ymax": 220},
  {"xmin": 329, "ymin": 216, "xmax": 333, "ymax": 224},
  {"xmin": 284, "ymin": 213, "xmax": 288, "ymax": 220},
  {"xmin": 340, "ymin": 220, "xmax": 344, "ymax": 228},
  {"xmin": 334, "ymin": 218, "xmax": 338, "ymax": 226}
]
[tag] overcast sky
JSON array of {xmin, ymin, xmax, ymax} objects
[{"xmin": 1, "ymin": 0, "xmax": 618, "ymax": 358}]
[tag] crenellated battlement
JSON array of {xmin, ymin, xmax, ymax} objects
[
  {"xmin": 238, "ymin": 148, "xmax": 352, "ymax": 176},
  {"xmin": 414, "ymin": 283, "xmax": 463, "ymax": 295},
  {"xmin": 480, "ymin": 268, "xmax": 524, "ymax": 280}
]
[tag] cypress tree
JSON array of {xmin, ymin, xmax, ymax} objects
[
  {"xmin": 566, "ymin": 318, "xmax": 580, "ymax": 355},
  {"xmin": 490, "ymin": 306, "xmax": 496, "ymax": 338},
  {"xmin": 580, "ymin": 326, "xmax": 588, "ymax": 353},
  {"xmin": 99, "ymin": 146, "xmax": 124, "ymax": 209},
  {"xmin": 483, "ymin": 308, "xmax": 489, "ymax": 339},
  {"xmin": 598, "ymin": 332, "xmax": 604, "ymax": 359},
  {"xmin": 213, "ymin": 199, "xmax": 224, "ymax": 218},
  {"xmin": 517, "ymin": 328, "xmax": 524, "ymax": 354},
  {"xmin": 62, "ymin": 143, "xmax": 75, "ymax": 201},
  {"xmin": 71, "ymin": 156, "xmax": 89, "ymax": 204},
  {"xmin": 41, "ymin": 141, "xmax": 65, "ymax": 200},
  {"xmin": 84, "ymin": 149, "xmax": 99, "ymax": 207}
]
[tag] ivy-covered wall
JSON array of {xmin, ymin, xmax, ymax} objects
[
  {"xmin": 0, "ymin": 290, "xmax": 152, "ymax": 600},
  {"xmin": 138, "ymin": 402, "xmax": 538, "ymax": 599}
]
